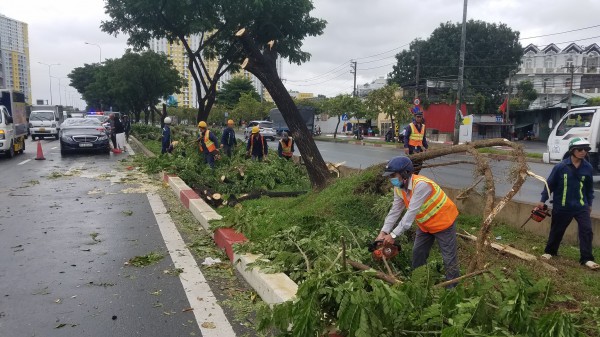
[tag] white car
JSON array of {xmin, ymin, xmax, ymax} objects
[{"xmin": 244, "ymin": 120, "xmax": 277, "ymax": 141}]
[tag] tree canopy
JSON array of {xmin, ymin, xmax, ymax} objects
[
  {"xmin": 217, "ymin": 77, "xmax": 260, "ymax": 108},
  {"xmin": 388, "ymin": 20, "xmax": 522, "ymax": 113},
  {"xmin": 364, "ymin": 84, "xmax": 412, "ymax": 127},
  {"xmin": 68, "ymin": 50, "xmax": 184, "ymax": 122}
]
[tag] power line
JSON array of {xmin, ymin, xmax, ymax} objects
[{"xmin": 520, "ymin": 24, "xmax": 600, "ymax": 40}]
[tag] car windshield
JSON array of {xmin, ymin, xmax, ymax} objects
[
  {"xmin": 258, "ymin": 122, "xmax": 273, "ymax": 128},
  {"xmin": 63, "ymin": 118, "xmax": 102, "ymax": 127},
  {"xmin": 30, "ymin": 111, "xmax": 55, "ymax": 121},
  {"xmin": 556, "ymin": 111, "xmax": 595, "ymax": 136},
  {"xmin": 87, "ymin": 115, "xmax": 109, "ymax": 123}
]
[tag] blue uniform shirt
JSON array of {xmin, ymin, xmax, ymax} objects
[{"xmin": 541, "ymin": 156, "xmax": 594, "ymax": 211}]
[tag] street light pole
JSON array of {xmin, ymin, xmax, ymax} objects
[
  {"xmin": 453, "ymin": 0, "xmax": 468, "ymax": 145},
  {"xmin": 38, "ymin": 62, "xmax": 60, "ymax": 105},
  {"xmin": 84, "ymin": 42, "xmax": 102, "ymax": 63},
  {"xmin": 50, "ymin": 76, "xmax": 63, "ymax": 105}
]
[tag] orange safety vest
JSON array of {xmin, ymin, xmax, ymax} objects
[
  {"xmin": 395, "ymin": 175, "xmax": 458, "ymax": 233},
  {"xmin": 280, "ymin": 138, "xmax": 293, "ymax": 157},
  {"xmin": 249, "ymin": 134, "xmax": 265, "ymax": 156},
  {"xmin": 408, "ymin": 123, "xmax": 425, "ymax": 147},
  {"xmin": 198, "ymin": 130, "xmax": 216, "ymax": 153}
]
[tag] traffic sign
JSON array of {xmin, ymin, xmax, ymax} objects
[
  {"xmin": 342, "ymin": 113, "xmax": 349, "ymax": 121},
  {"xmin": 413, "ymin": 98, "xmax": 420, "ymax": 106}
]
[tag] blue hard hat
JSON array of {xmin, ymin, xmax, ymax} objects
[{"xmin": 383, "ymin": 156, "xmax": 414, "ymax": 177}]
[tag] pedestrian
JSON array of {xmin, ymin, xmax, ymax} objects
[
  {"xmin": 368, "ymin": 127, "xmax": 373, "ymax": 137},
  {"xmin": 277, "ymin": 132, "xmax": 294, "ymax": 160},
  {"xmin": 376, "ymin": 156, "xmax": 460, "ymax": 284},
  {"xmin": 385, "ymin": 127, "xmax": 394, "ymax": 142},
  {"xmin": 197, "ymin": 121, "xmax": 219, "ymax": 169},
  {"xmin": 246, "ymin": 126, "xmax": 268, "ymax": 161},
  {"xmin": 108, "ymin": 113, "xmax": 117, "ymax": 151},
  {"xmin": 538, "ymin": 137, "xmax": 599, "ymax": 270},
  {"xmin": 220, "ymin": 119, "xmax": 237, "ymax": 157},
  {"xmin": 123, "ymin": 115, "xmax": 131, "ymax": 142},
  {"xmin": 114, "ymin": 114, "xmax": 126, "ymax": 152},
  {"xmin": 161, "ymin": 117, "xmax": 172, "ymax": 154},
  {"xmin": 404, "ymin": 111, "xmax": 428, "ymax": 155}
]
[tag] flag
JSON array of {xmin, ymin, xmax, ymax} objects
[{"xmin": 498, "ymin": 98, "xmax": 508, "ymax": 113}]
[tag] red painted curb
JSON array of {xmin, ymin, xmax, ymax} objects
[
  {"xmin": 214, "ymin": 228, "xmax": 248, "ymax": 261},
  {"xmin": 163, "ymin": 173, "xmax": 176, "ymax": 182},
  {"xmin": 180, "ymin": 189, "xmax": 200, "ymax": 209}
]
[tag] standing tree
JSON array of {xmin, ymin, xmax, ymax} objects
[
  {"xmin": 388, "ymin": 20, "xmax": 522, "ymax": 111},
  {"xmin": 231, "ymin": 92, "xmax": 272, "ymax": 123},
  {"xmin": 217, "ymin": 77, "xmax": 261, "ymax": 108},
  {"xmin": 364, "ymin": 84, "xmax": 412, "ymax": 135},
  {"xmin": 322, "ymin": 95, "xmax": 365, "ymax": 139},
  {"xmin": 102, "ymin": 0, "xmax": 331, "ymax": 189}
]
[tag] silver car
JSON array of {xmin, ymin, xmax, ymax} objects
[{"xmin": 245, "ymin": 120, "xmax": 277, "ymax": 141}]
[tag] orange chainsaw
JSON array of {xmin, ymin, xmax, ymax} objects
[
  {"xmin": 520, "ymin": 204, "xmax": 551, "ymax": 228},
  {"xmin": 368, "ymin": 240, "xmax": 401, "ymax": 260}
]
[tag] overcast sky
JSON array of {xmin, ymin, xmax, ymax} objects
[{"xmin": 2, "ymin": 0, "xmax": 600, "ymax": 108}]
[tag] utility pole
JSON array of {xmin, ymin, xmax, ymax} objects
[
  {"xmin": 453, "ymin": 0, "xmax": 468, "ymax": 144},
  {"xmin": 350, "ymin": 60, "xmax": 357, "ymax": 97},
  {"xmin": 415, "ymin": 47, "xmax": 420, "ymax": 99},
  {"xmin": 567, "ymin": 64, "xmax": 575, "ymax": 111},
  {"xmin": 506, "ymin": 71, "xmax": 513, "ymax": 140}
]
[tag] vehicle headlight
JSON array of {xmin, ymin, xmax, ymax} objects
[
  {"xmin": 52, "ymin": 123, "xmax": 57, "ymax": 128},
  {"xmin": 0, "ymin": 130, "xmax": 4, "ymax": 139},
  {"xmin": 98, "ymin": 135, "xmax": 108, "ymax": 140}
]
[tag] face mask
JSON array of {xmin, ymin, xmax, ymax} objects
[{"xmin": 390, "ymin": 177, "xmax": 402, "ymax": 188}]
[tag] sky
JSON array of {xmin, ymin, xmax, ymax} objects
[{"xmin": 2, "ymin": 0, "xmax": 600, "ymax": 108}]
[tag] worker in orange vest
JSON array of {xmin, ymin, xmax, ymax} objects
[
  {"xmin": 197, "ymin": 121, "xmax": 219, "ymax": 169},
  {"xmin": 376, "ymin": 156, "xmax": 460, "ymax": 284},
  {"xmin": 246, "ymin": 126, "xmax": 268, "ymax": 161},
  {"xmin": 403, "ymin": 111, "xmax": 428, "ymax": 155},
  {"xmin": 277, "ymin": 132, "xmax": 295, "ymax": 160}
]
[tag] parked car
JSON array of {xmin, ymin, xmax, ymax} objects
[
  {"xmin": 244, "ymin": 120, "xmax": 277, "ymax": 141},
  {"xmin": 86, "ymin": 114, "xmax": 111, "ymax": 134},
  {"xmin": 59, "ymin": 118, "xmax": 110, "ymax": 155}
]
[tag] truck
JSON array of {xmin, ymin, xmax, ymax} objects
[
  {"xmin": 29, "ymin": 105, "xmax": 64, "ymax": 140},
  {"xmin": 543, "ymin": 106, "xmax": 600, "ymax": 174},
  {"xmin": 0, "ymin": 90, "xmax": 27, "ymax": 158},
  {"xmin": 269, "ymin": 106, "xmax": 315, "ymax": 136}
]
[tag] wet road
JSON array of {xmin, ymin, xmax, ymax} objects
[{"xmin": 0, "ymin": 139, "xmax": 235, "ymax": 337}]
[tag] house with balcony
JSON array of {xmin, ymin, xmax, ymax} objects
[{"xmin": 514, "ymin": 43, "xmax": 600, "ymax": 109}]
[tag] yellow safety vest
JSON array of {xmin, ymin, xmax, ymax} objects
[
  {"xmin": 280, "ymin": 138, "xmax": 293, "ymax": 157},
  {"xmin": 395, "ymin": 175, "xmax": 458, "ymax": 233},
  {"xmin": 408, "ymin": 123, "xmax": 425, "ymax": 147},
  {"xmin": 199, "ymin": 131, "xmax": 216, "ymax": 153}
]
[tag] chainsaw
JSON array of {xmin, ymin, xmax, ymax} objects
[
  {"xmin": 368, "ymin": 240, "xmax": 401, "ymax": 260},
  {"xmin": 520, "ymin": 204, "xmax": 551, "ymax": 228}
]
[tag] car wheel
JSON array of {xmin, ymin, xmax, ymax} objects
[
  {"xmin": 18, "ymin": 138, "xmax": 25, "ymax": 154},
  {"xmin": 60, "ymin": 147, "xmax": 67, "ymax": 156},
  {"xmin": 6, "ymin": 141, "xmax": 14, "ymax": 158},
  {"xmin": 31, "ymin": 135, "xmax": 36, "ymax": 141},
  {"xmin": 55, "ymin": 134, "xmax": 59, "ymax": 140}
]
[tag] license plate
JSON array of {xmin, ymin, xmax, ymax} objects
[
  {"xmin": 39, "ymin": 128, "xmax": 46, "ymax": 132},
  {"xmin": 79, "ymin": 143, "xmax": 93, "ymax": 147}
]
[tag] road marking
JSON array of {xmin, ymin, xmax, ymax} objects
[
  {"xmin": 51, "ymin": 147, "xmax": 57, "ymax": 150},
  {"xmin": 147, "ymin": 193, "xmax": 236, "ymax": 337},
  {"xmin": 17, "ymin": 159, "xmax": 31, "ymax": 165}
]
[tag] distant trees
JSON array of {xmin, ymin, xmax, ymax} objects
[
  {"xmin": 68, "ymin": 50, "xmax": 184, "ymax": 123},
  {"xmin": 217, "ymin": 77, "xmax": 261, "ymax": 108},
  {"xmin": 388, "ymin": 20, "xmax": 522, "ymax": 113},
  {"xmin": 322, "ymin": 95, "xmax": 365, "ymax": 138},
  {"xmin": 364, "ymin": 84, "xmax": 412, "ymax": 133}
]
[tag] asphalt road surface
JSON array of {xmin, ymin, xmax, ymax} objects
[{"xmin": 0, "ymin": 139, "xmax": 241, "ymax": 337}]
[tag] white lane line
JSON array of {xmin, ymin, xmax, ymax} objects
[
  {"xmin": 17, "ymin": 159, "xmax": 31, "ymax": 165},
  {"xmin": 51, "ymin": 147, "xmax": 58, "ymax": 150},
  {"xmin": 147, "ymin": 193, "xmax": 235, "ymax": 337}
]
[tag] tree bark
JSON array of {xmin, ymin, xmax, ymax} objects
[
  {"xmin": 235, "ymin": 29, "xmax": 331, "ymax": 190},
  {"xmin": 334, "ymin": 116, "xmax": 341, "ymax": 139}
]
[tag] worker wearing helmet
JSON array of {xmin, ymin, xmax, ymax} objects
[
  {"xmin": 538, "ymin": 137, "xmax": 598, "ymax": 270},
  {"xmin": 246, "ymin": 126, "xmax": 268, "ymax": 161},
  {"xmin": 197, "ymin": 121, "xmax": 219, "ymax": 168},
  {"xmin": 403, "ymin": 111, "xmax": 428, "ymax": 155},
  {"xmin": 277, "ymin": 132, "xmax": 295, "ymax": 160},
  {"xmin": 161, "ymin": 117, "xmax": 172, "ymax": 154},
  {"xmin": 220, "ymin": 119, "xmax": 237, "ymax": 158},
  {"xmin": 377, "ymin": 156, "xmax": 460, "ymax": 283}
]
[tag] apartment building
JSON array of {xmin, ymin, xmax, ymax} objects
[{"xmin": 0, "ymin": 14, "xmax": 32, "ymax": 104}]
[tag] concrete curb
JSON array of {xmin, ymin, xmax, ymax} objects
[{"xmin": 161, "ymin": 172, "xmax": 298, "ymax": 305}]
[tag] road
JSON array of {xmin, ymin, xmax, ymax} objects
[
  {"xmin": 267, "ymin": 138, "xmax": 600, "ymax": 215},
  {"xmin": 0, "ymin": 139, "xmax": 245, "ymax": 337}
]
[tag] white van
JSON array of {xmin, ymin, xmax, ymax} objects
[
  {"xmin": 544, "ymin": 106, "xmax": 600, "ymax": 173},
  {"xmin": 29, "ymin": 105, "xmax": 64, "ymax": 140}
]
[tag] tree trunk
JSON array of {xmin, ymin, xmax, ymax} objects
[
  {"xmin": 161, "ymin": 103, "xmax": 167, "ymax": 128},
  {"xmin": 235, "ymin": 30, "xmax": 330, "ymax": 190},
  {"xmin": 144, "ymin": 107, "xmax": 149, "ymax": 124},
  {"xmin": 334, "ymin": 116, "xmax": 341, "ymax": 139}
]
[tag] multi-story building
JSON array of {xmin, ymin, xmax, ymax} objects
[
  {"xmin": 514, "ymin": 43, "xmax": 600, "ymax": 109},
  {"xmin": 150, "ymin": 36, "xmax": 282, "ymax": 107},
  {"xmin": 357, "ymin": 76, "xmax": 387, "ymax": 97},
  {"xmin": 0, "ymin": 14, "xmax": 32, "ymax": 104}
]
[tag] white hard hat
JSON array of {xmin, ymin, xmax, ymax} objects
[{"xmin": 164, "ymin": 117, "xmax": 172, "ymax": 124}]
